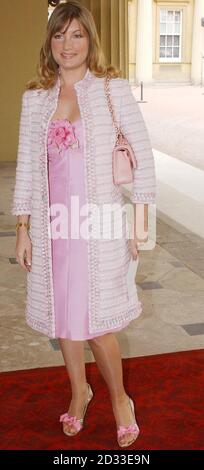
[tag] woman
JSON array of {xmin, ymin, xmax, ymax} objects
[{"xmin": 11, "ymin": 1, "xmax": 156, "ymax": 448}]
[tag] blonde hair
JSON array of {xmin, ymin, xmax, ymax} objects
[{"xmin": 26, "ymin": 0, "xmax": 122, "ymax": 90}]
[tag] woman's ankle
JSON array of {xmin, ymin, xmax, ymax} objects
[
  {"xmin": 111, "ymin": 391, "xmax": 129, "ymax": 407},
  {"xmin": 71, "ymin": 382, "xmax": 89, "ymax": 398}
]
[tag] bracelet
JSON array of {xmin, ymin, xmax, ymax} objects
[{"xmin": 15, "ymin": 222, "xmax": 30, "ymax": 232}]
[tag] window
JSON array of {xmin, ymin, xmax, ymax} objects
[{"xmin": 159, "ymin": 9, "xmax": 182, "ymax": 63}]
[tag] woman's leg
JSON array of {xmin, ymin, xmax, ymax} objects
[
  {"xmin": 59, "ymin": 338, "xmax": 90, "ymax": 434},
  {"xmin": 87, "ymin": 333, "xmax": 137, "ymax": 446}
]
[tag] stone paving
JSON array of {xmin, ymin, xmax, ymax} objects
[{"xmin": 1, "ymin": 161, "xmax": 204, "ymax": 372}]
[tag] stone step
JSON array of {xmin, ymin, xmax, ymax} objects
[{"xmin": 130, "ymin": 81, "xmax": 193, "ymax": 88}]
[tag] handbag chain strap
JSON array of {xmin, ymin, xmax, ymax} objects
[{"xmin": 104, "ymin": 75, "xmax": 123, "ymax": 145}]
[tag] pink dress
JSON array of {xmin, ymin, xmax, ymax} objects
[{"xmin": 47, "ymin": 118, "xmax": 130, "ymax": 340}]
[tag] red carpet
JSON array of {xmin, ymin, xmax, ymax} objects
[{"xmin": 0, "ymin": 349, "xmax": 204, "ymax": 450}]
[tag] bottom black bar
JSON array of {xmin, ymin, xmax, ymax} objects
[{"xmin": 0, "ymin": 450, "xmax": 204, "ymax": 466}]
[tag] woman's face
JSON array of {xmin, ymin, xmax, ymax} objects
[{"xmin": 51, "ymin": 17, "xmax": 89, "ymax": 71}]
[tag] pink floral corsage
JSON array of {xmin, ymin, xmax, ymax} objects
[{"xmin": 48, "ymin": 119, "xmax": 79, "ymax": 154}]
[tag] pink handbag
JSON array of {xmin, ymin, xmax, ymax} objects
[{"xmin": 104, "ymin": 75, "xmax": 137, "ymax": 185}]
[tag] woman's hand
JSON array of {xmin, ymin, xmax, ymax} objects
[
  {"xmin": 128, "ymin": 238, "xmax": 139, "ymax": 261},
  {"xmin": 15, "ymin": 231, "xmax": 32, "ymax": 272}
]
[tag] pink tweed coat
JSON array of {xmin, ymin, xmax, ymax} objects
[{"xmin": 11, "ymin": 68, "xmax": 156, "ymax": 338}]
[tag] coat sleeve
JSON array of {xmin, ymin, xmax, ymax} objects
[
  {"xmin": 120, "ymin": 79, "xmax": 156, "ymax": 204},
  {"xmin": 11, "ymin": 90, "xmax": 32, "ymax": 216}
]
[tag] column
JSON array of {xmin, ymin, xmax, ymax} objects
[
  {"xmin": 119, "ymin": 0, "xmax": 127, "ymax": 76},
  {"xmin": 90, "ymin": 0, "xmax": 101, "ymax": 37},
  {"xmin": 111, "ymin": 0, "xmax": 119, "ymax": 68},
  {"xmin": 136, "ymin": 0, "xmax": 153, "ymax": 84},
  {"xmin": 90, "ymin": 0, "xmax": 128, "ymax": 77},
  {"xmin": 1, "ymin": 0, "xmax": 47, "ymax": 162},
  {"xmin": 101, "ymin": 0, "xmax": 111, "ymax": 64},
  {"xmin": 191, "ymin": 0, "xmax": 204, "ymax": 85}
]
